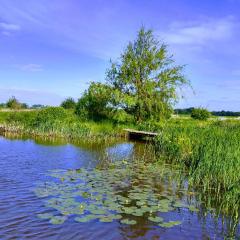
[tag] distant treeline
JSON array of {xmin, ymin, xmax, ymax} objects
[
  {"xmin": 175, "ymin": 108, "xmax": 240, "ymax": 117},
  {"xmin": 0, "ymin": 100, "xmax": 46, "ymax": 110}
]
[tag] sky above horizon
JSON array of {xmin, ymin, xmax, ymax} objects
[{"xmin": 0, "ymin": 0, "xmax": 240, "ymax": 111}]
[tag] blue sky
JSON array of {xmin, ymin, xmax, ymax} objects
[{"xmin": 0, "ymin": 0, "xmax": 240, "ymax": 110}]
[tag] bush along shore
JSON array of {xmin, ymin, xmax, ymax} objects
[{"xmin": 0, "ymin": 108, "xmax": 129, "ymax": 139}]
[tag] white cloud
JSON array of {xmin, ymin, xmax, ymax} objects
[
  {"xmin": 18, "ymin": 64, "xmax": 43, "ymax": 72},
  {"xmin": 0, "ymin": 22, "xmax": 21, "ymax": 31},
  {"xmin": 160, "ymin": 17, "xmax": 237, "ymax": 45},
  {"xmin": 0, "ymin": 22, "xmax": 21, "ymax": 36}
]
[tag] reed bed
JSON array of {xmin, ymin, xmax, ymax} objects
[
  {"xmin": 154, "ymin": 120, "xmax": 240, "ymax": 225},
  {"xmin": 0, "ymin": 109, "xmax": 128, "ymax": 140}
]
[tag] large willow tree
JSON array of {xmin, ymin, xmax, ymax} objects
[{"xmin": 106, "ymin": 27, "xmax": 189, "ymax": 121}]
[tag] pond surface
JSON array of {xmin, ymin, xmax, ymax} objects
[{"xmin": 0, "ymin": 134, "xmax": 239, "ymax": 240}]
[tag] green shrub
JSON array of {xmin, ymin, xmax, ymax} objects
[
  {"xmin": 33, "ymin": 107, "xmax": 67, "ymax": 129},
  {"xmin": 7, "ymin": 111, "xmax": 37, "ymax": 126},
  {"xmin": 191, "ymin": 108, "xmax": 210, "ymax": 120},
  {"xmin": 75, "ymin": 82, "xmax": 112, "ymax": 121},
  {"xmin": 6, "ymin": 96, "xmax": 22, "ymax": 110},
  {"xmin": 61, "ymin": 97, "xmax": 76, "ymax": 109},
  {"xmin": 112, "ymin": 110, "xmax": 134, "ymax": 124}
]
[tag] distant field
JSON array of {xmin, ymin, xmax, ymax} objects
[
  {"xmin": 0, "ymin": 108, "xmax": 35, "ymax": 112},
  {"xmin": 172, "ymin": 114, "xmax": 240, "ymax": 121}
]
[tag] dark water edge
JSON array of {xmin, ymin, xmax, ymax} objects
[{"xmin": 0, "ymin": 133, "xmax": 239, "ymax": 240}]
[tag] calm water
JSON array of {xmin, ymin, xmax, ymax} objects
[{"xmin": 0, "ymin": 134, "xmax": 239, "ymax": 240}]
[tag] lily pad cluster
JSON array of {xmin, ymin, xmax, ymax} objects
[{"xmin": 35, "ymin": 160, "xmax": 198, "ymax": 227}]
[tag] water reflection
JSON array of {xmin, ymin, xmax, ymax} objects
[{"xmin": 0, "ymin": 133, "xmax": 239, "ymax": 239}]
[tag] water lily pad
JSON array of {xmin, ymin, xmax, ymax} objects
[
  {"xmin": 148, "ymin": 216, "xmax": 163, "ymax": 223},
  {"xmin": 159, "ymin": 221, "xmax": 181, "ymax": 228},
  {"xmin": 50, "ymin": 216, "xmax": 67, "ymax": 224},
  {"xmin": 120, "ymin": 219, "xmax": 137, "ymax": 225},
  {"xmin": 90, "ymin": 209, "xmax": 106, "ymax": 215},
  {"xmin": 131, "ymin": 211, "xmax": 144, "ymax": 217},
  {"xmin": 75, "ymin": 215, "xmax": 94, "ymax": 223},
  {"xmin": 99, "ymin": 217, "xmax": 113, "ymax": 223}
]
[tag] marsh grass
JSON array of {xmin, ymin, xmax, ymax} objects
[
  {"xmin": 154, "ymin": 119, "xmax": 240, "ymax": 233},
  {"xmin": 154, "ymin": 120, "xmax": 240, "ymax": 189},
  {"xmin": 0, "ymin": 109, "xmax": 129, "ymax": 139}
]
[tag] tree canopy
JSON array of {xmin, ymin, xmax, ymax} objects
[
  {"xmin": 61, "ymin": 97, "xmax": 76, "ymax": 110},
  {"xmin": 191, "ymin": 108, "xmax": 211, "ymax": 120},
  {"xmin": 76, "ymin": 27, "xmax": 189, "ymax": 122},
  {"xmin": 106, "ymin": 27, "xmax": 188, "ymax": 121},
  {"xmin": 6, "ymin": 96, "xmax": 22, "ymax": 110}
]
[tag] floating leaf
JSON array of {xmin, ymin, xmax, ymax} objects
[
  {"xmin": 75, "ymin": 215, "xmax": 94, "ymax": 223},
  {"xmin": 99, "ymin": 217, "xmax": 113, "ymax": 223},
  {"xmin": 120, "ymin": 219, "xmax": 137, "ymax": 225},
  {"xmin": 148, "ymin": 216, "xmax": 163, "ymax": 223},
  {"xmin": 50, "ymin": 216, "xmax": 67, "ymax": 225},
  {"xmin": 159, "ymin": 221, "xmax": 181, "ymax": 228},
  {"xmin": 90, "ymin": 209, "xmax": 107, "ymax": 215}
]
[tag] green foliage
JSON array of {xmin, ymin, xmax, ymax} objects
[
  {"xmin": 106, "ymin": 27, "xmax": 189, "ymax": 122},
  {"xmin": 111, "ymin": 109, "xmax": 134, "ymax": 124},
  {"xmin": 74, "ymin": 27, "xmax": 189, "ymax": 123},
  {"xmin": 0, "ymin": 103, "xmax": 6, "ymax": 108},
  {"xmin": 0, "ymin": 109, "xmax": 126, "ymax": 138},
  {"xmin": 61, "ymin": 97, "xmax": 76, "ymax": 109},
  {"xmin": 191, "ymin": 108, "xmax": 211, "ymax": 120},
  {"xmin": 7, "ymin": 111, "xmax": 37, "ymax": 126},
  {"xmin": 21, "ymin": 103, "xmax": 28, "ymax": 109},
  {"xmin": 76, "ymin": 82, "xmax": 112, "ymax": 121},
  {"xmin": 154, "ymin": 120, "xmax": 240, "ymax": 190},
  {"xmin": 33, "ymin": 107, "xmax": 68, "ymax": 131},
  {"xmin": 35, "ymin": 107, "xmax": 67, "ymax": 123},
  {"xmin": 6, "ymin": 96, "xmax": 22, "ymax": 109}
]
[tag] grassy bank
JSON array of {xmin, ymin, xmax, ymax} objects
[
  {"xmin": 152, "ymin": 119, "xmax": 240, "ymax": 220},
  {"xmin": 0, "ymin": 108, "xmax": 130, "ymax": 139},
  {"xmin": 153, "ymin": 120, "xmax": 240, "ymax": 188}
]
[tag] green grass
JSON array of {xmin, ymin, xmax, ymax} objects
[
  {"xmin": 153, "ymin": 119, "xmax": 240, "ymax": 221},
  {"xmin": 154, "ymin": 119, "xmax": 240, "ymax": 187},
  {"xmin": 0, "ymin": 108, "xmax": 130, "ymax": 139}
]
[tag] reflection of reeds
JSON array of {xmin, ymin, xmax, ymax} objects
[{"xmin": 154, "ymin": 120, "xmax": 240, "ymax": 237}]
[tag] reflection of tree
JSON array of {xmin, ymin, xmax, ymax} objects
[{"xmin": 110, "ymin": 163, "xmax": 182, "ymax": 239}]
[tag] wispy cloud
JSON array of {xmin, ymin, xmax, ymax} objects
[
  {"xmin": 0, "ymin": 22, "xmax": 21, "ymax": 31},
  {"xmin": 18, "ymin": 64, "xmax": 43, "ymax": 72},
  {"xmin": 160, "ymin": 17, "xmax": 237, "ymax": 45},
  {"xmin": 0, "ymin": 21, "xmax": 21, "ymax": 36}
]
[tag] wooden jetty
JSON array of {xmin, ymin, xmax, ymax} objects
[{"xmin": 124, "ymin": 128, "xmax": 158, "ymax": 140}]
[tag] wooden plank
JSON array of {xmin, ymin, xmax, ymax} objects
[{"xmin": 123, "ymin": 128, "xmax": 158, "ymax": 137}]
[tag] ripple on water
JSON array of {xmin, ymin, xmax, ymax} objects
[{"xmin": 0, "ymin": 135, "xmax": 239, "ymax": 240}]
